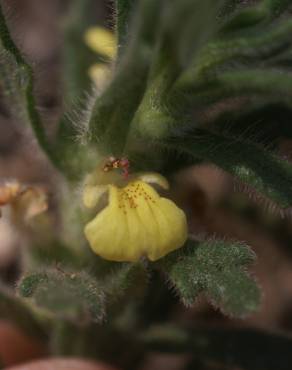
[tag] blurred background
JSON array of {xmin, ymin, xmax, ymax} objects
[{"xmin": 1, "ymin": 0, "xmax": 292, "ymax": 369}]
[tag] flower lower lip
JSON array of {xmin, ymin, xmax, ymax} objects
[{"xmin": 83, "ymin": 174, "xmax": 187, "ymax": 262}]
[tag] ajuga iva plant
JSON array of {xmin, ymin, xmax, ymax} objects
[{"xmin": 1, "ymin": 0, "xmax": 292, "ymax": 369}]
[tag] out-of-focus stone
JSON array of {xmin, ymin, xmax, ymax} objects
[
  {"xmin": 6, "ymin": 358, "xmax": 119, "ymax": 370},
  {"xmin": 0, "ymin": 320, "xmax": 45, "ymax": 366}
]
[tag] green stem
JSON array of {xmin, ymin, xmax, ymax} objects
[
  {"xmin": 115, "ymin": 0, "xmax": 137, "ymax": 58},
  {"xmin": 50, "ymin": 320, "xmax": 90, "ymax": 357},
  {"xmin": 24, "ymin": 69, "xmax": 54, "ymax": 157}
]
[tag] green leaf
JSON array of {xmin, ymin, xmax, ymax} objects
[
  {"xmin": 88, "ymin": 0, "xmax": 162, "ymax": 154},
  {"xmin": 219, "ymin": 0, "xmax": 292, "ymax": 33},
  {"xmin": 158, "ymin": 239, "xmax": 261, "ymax": 317},
  {"xmin": 220, "ymin": 4, "xmax": 269, "ymax": 32},
  {"xmin": 18, "ymin": 272, "xmax": 48, "ymax": 298},
  {"xmin": 163, "ymin": 129, "xmax": 292, "ymax": 209},
  {"xmin": 18, "ymin": 268, "xmax": 105, "ymax": 323},
  {"xmin": 130, "ymin": 0, "xmax": 225, "ymax": 139},
  {"xmin": 193, "ymin": 19, "xmax": 292, "ymax": 78},
  {"xmin": 206, "ymin": 268, "xmax": 260, "ymax": 317},
  {"xmin": 160, "ymin": 0, "xmax": 224, "ymax": 67},
  {"xmin": 191, "ymin": 69, "xmax": 292, "ymax": 107}
]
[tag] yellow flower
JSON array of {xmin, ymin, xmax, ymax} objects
[
  {"xmin": 84, "ymin": 26, "xmax": 117, "ymax": 88},
  {"xmin": 83, "ymin": 159, "xmax": 187, "ymax": 262}
]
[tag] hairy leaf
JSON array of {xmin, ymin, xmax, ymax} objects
[
  {"xmin": 18, "ymin": 268, "xmax": 105, "ymax": 323},
  {"xmin": 88, "ymin": 0, "xmax": 162, "ymax": 154},
  {"xmin": 163, "ymin": 129, "xmax": 292, "ymax": 209},
  {"xmin": 158, "ymin": 239, "xmax": 260, "ymax": 317}
]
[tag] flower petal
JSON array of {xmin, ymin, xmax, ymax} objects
[
  {"xmin": 147, "ymin": 198, "xmax": 187, "ymax": 261},
  {"xmin": 133, "ymin": 182, "xmax": 187, "ymax": 260},
  {"xmin": 83, "ymin": 185, "xmax": 108, "ymax": 209},
  {"xmin": 84, "ymin": 185, "xmax": 140, "ymax": 261},
  {"xmin": 137, "ymin": 173, "xmax": 169, "ymax": 190},
  {"xmin": 84, "ymin": 181, "xmax": 187, "ymax": 262},
  {"xmin": 13, "ymin": 187, "xmax": 48, "ymax": 221}
]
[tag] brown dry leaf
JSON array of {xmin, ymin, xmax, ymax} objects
[
  {"xmin": 11, "ymin": 186, "xmax": 48, "ymax": 222},
  {"xmin": 0, "ymin": 182, "xmax": 21, "ymax": 207},
  {"xmin": 0, "ymin": 181, "xmax": 48, "ymax": 223}
]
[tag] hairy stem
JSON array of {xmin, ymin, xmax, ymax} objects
[{"xmin": 115, "ymin": 0, "xmax": 137, "ymax": 57}]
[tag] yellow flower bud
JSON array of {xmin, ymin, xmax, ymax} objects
[
  {"xmin": 88, "ymin": 64, "xmax": 112, "ymax": 88},
  {"xmin": 84, "ymin": 27, "xmax": 117, "ymax": 60}
]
